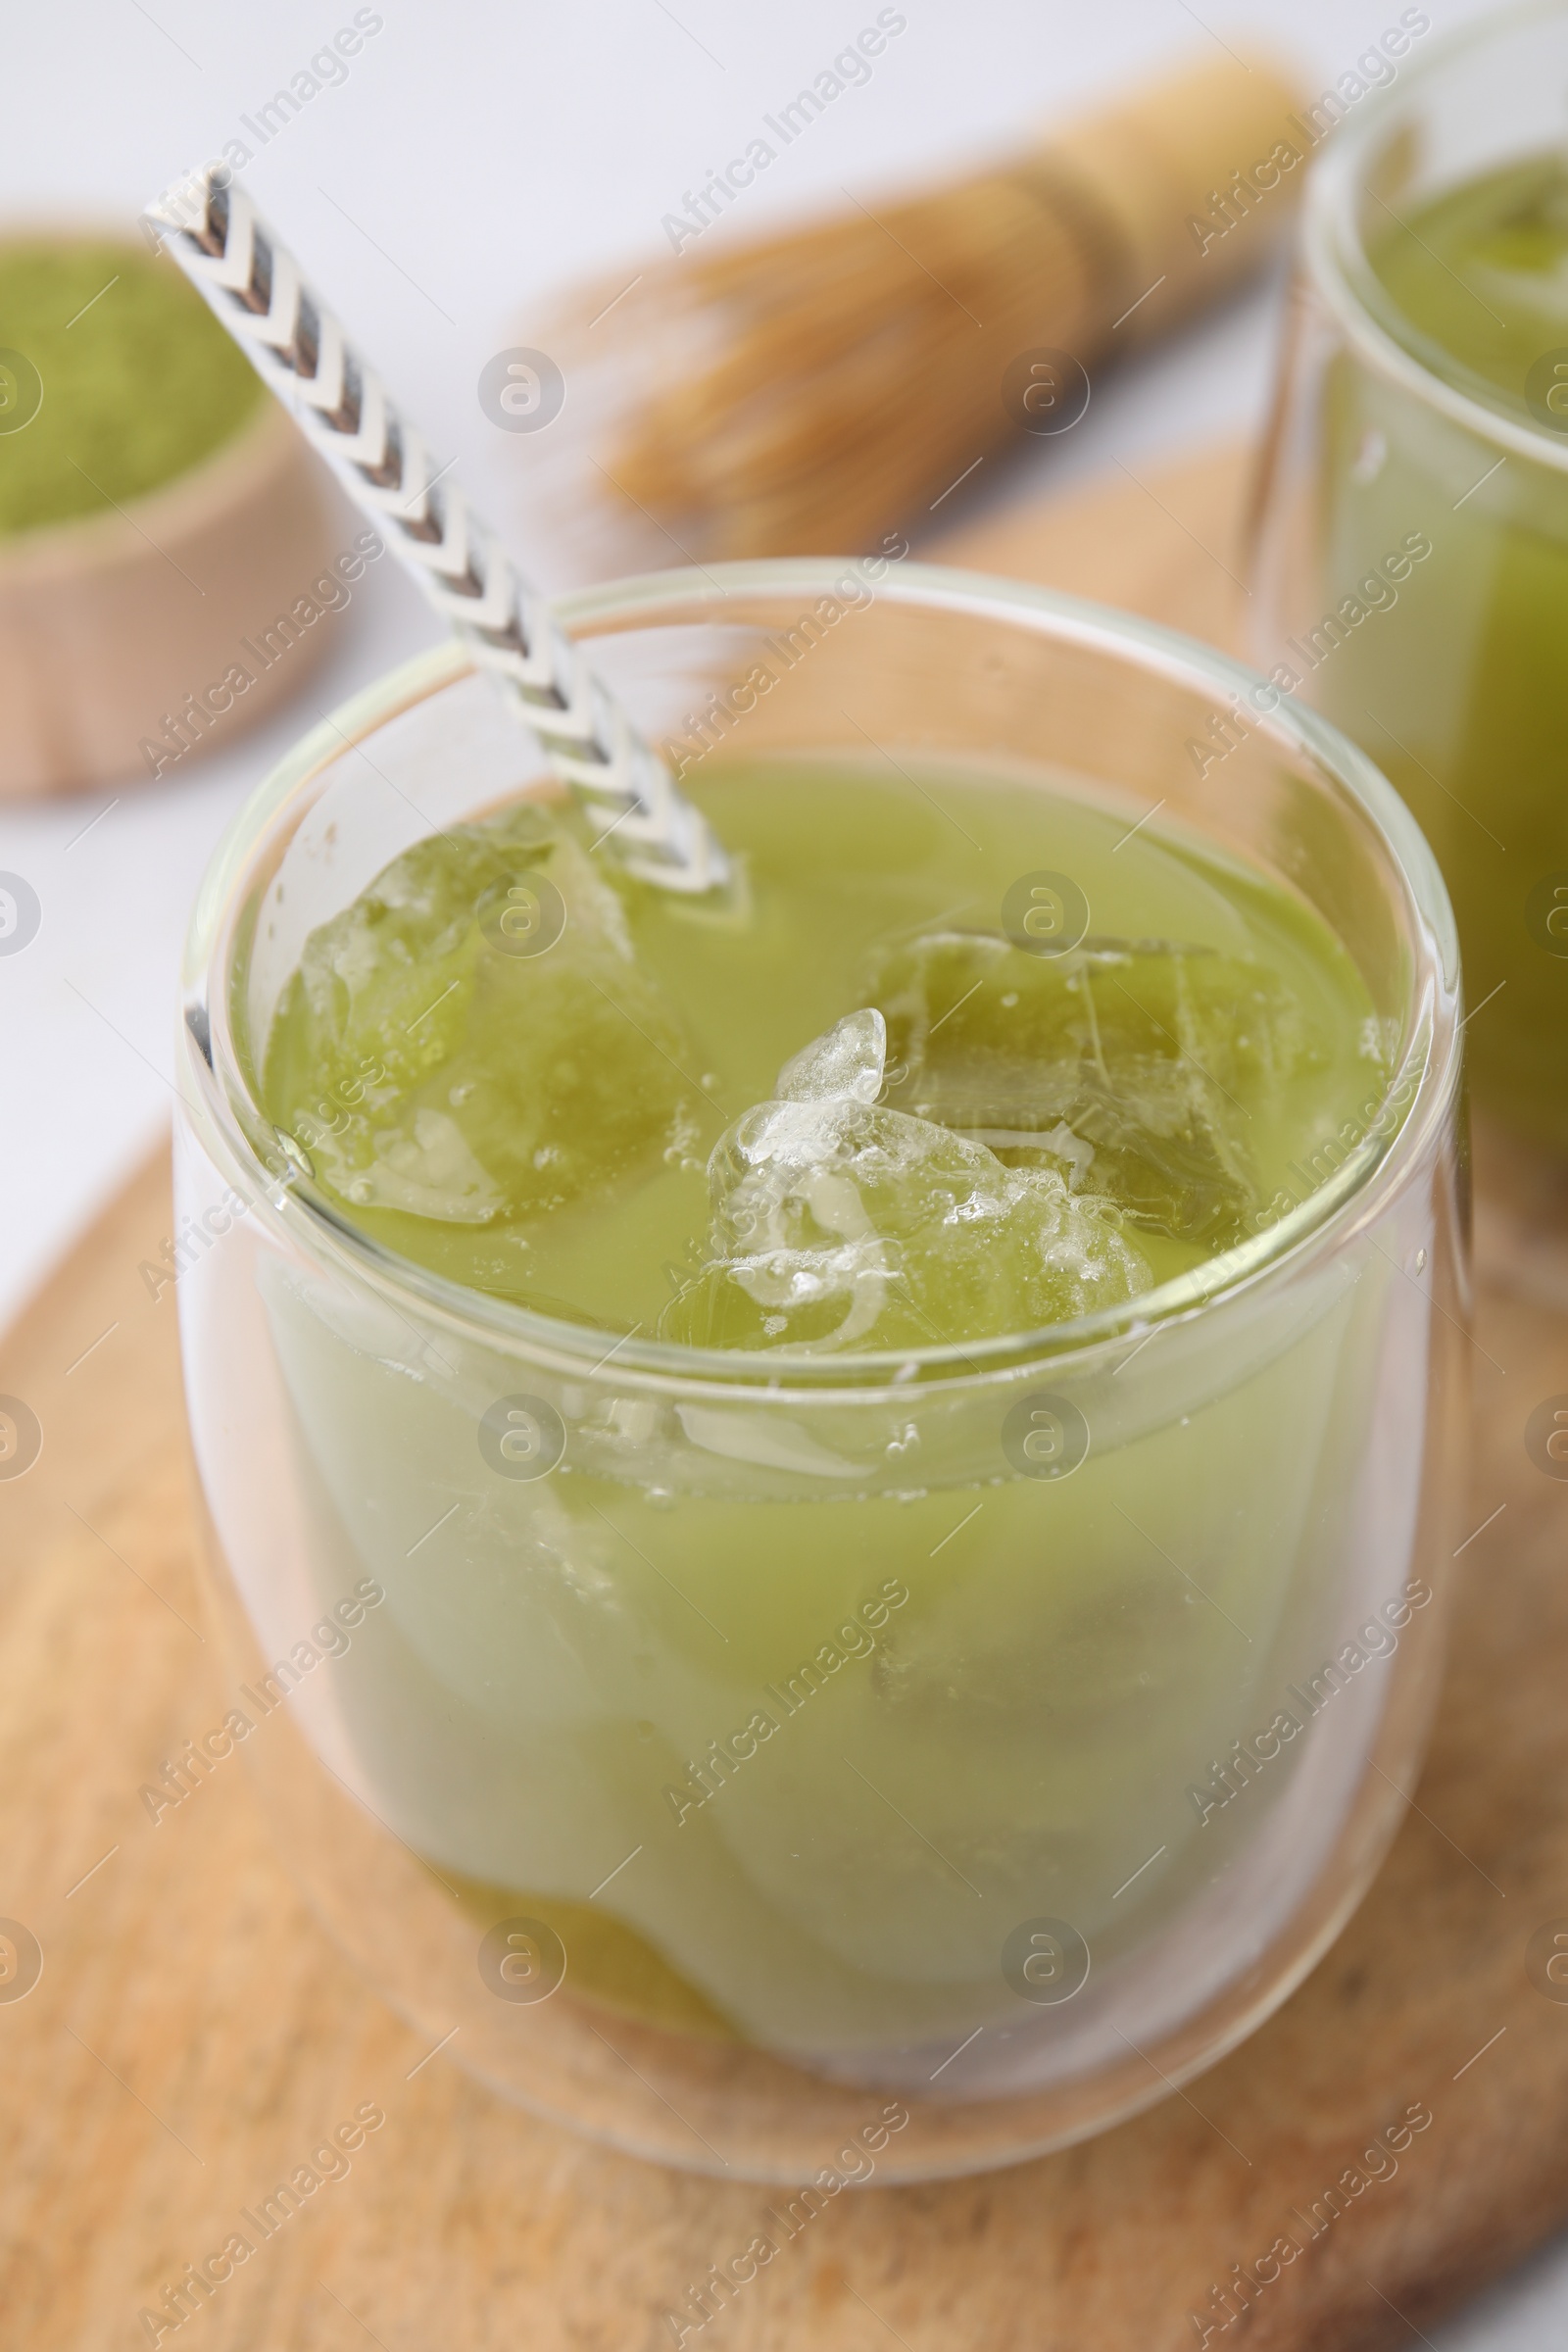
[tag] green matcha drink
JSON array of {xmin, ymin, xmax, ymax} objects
[
  {"xmin": 1260, "ymin": 6, "xmax": 1568, "ymax": 1152},
  {"xmin": 238, "ymin": 755, "xmax": 1407, "ymax": 2068},
  {"xmin": 261, "ymin": 762, "xmax": 1389, "ymax": 1334},
  {"xmin": 175, "ymin": 582, "xmax": 1460, "ymax": 2168}
]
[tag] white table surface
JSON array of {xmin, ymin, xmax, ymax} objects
[{"xmin": 2, "ymin": 2, "xmax": 1559, "ymax": 2339}]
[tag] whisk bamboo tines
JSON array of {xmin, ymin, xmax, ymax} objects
[
  {"xmin": 143, "ymin": 170, "xmax": 729, "ymax": 895},
  {"xmin": 562, "ymin": 52, "xmax": 1305, "ymax": 561}
]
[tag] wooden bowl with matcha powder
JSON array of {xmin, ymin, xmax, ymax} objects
[{"xmin": 0, "ymin": 232, "xmax": 348, "ymax": 797}]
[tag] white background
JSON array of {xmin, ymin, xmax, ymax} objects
[{"xmin": 0, "ymin": 3, "xmax": 1559, "ymax": 2339}]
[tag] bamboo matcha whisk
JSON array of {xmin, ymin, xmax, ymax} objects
[{"xmin": 559, "ymin": 51, "xmax": 1304, "ymax": 559}]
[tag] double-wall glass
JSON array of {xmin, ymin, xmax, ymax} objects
[{"xmin": 174, "ymin": 564, "xmax": 1465, "ymax": 2181}]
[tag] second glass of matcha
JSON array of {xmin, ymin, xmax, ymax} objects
[
  {"xmin": 173, "ymin": 563, "xmax": 1464, "ymax": 2180},
  {"xmin": 1252, "ymin": 0, "xmax": 1568, "ymax": 1168}
]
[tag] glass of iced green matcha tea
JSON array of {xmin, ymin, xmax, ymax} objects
[
  {"xmin": 174, "ymin": 562, "xmax": 1464, "ymax": 2181},
  {"xmin": 1253, "ymin": 0, "xmax": 1568, "ymax": 1179}
]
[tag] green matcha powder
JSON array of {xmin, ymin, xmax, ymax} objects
[{"xmin": 0, "ymin": 236, "xmax": 263, "ymax": 537}]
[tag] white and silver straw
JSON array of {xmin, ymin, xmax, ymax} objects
[{"xmin": 143, "ymin": 170, "xmax": 729, "ymax": 895}]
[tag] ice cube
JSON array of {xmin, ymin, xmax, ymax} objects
[
  {"xmin": 776, "ymin": 1005, "xmax": 888, "ymax": 1105},
  {"xmin": 265, "ymin": 803, "xmax": 701, "ymax": 1224},
  {"xmin": 870, "ymin": 932, "xmax": 1313, "ymax": 1248},
  {"xmin": 662, "ymin": 1011, "xmax": 1151, "ymax": 1352}
]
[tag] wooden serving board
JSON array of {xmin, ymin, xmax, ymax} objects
[{"xmin": 4, "ymin": 448, "xmax": 1568, "ymax": 2352}]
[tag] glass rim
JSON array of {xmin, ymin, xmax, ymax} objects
[
  {"xmin": 180, "ymin": 558, "xmax": 1462, "ymax": 1398},
  {"xmin": 1300, "ymin": 0, "xmax": 1568, "ymax": 472}
]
